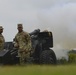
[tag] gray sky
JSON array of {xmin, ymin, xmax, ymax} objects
[{"xmin": 0, "ymin": 0, "xmax": 76, "ymax": 49}]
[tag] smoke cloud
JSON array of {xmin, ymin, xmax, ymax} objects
[
  {"xmin": 0, "ymin": 0, "xmax": 76, "ymax": 59},
  {"xmin": 37, "ymin": 3, "xmax": 76, "ymax": 50}
]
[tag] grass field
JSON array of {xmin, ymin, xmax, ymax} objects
[{"xmin": 0, "ymin": 64, "xmax": 76, "ymax": 75}]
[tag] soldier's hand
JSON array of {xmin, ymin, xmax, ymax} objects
[{"xmin": 14, "ymin": 43, "xmax": 19, "ymax": 48}]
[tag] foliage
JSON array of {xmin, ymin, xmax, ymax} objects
[
  {"xmin": 57, "ymin": 57, "xmax": 68, "ymax": 64},
  {"xmin": 68, "ymin": 53, "xmax": 76, "ymax": 63}
]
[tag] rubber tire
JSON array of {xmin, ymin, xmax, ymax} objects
[{"xmin": 40, "ymin": 50, "xmax": 57, "ymax": 64}]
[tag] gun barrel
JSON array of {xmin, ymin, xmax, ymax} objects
[{"xmin": 29, "ymin": 29, "xmax": 40, "ymax": 36}]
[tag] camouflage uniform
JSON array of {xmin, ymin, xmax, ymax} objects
[
  {"xmin": 0, "ymin": 26, "xmax": 5, "ymax": 51},
  {"xmin": 14, "ymin": 24, "xmax": 32, "ymax": 64}
]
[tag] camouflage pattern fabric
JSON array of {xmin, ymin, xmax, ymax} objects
[
  {"xmin": 14, "ymin": 31, "xmax": 32, "ymax": 64},
  {"xmin": 0, "ymin": 34, "xmax": 5, "ymax": 51}
]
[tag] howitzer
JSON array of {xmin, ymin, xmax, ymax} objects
[
  {"xmin": 0, "ymin": 42, "xmax": 19, "ymax": 64},
  {"xmin": 29, "ymin": 29, "xmax": 56, "ymax": 64},
  {"xmin": 29, "ymin": 29, "xmax": 40, "ymax": 36},
  {"xmin": 0, "ymin": 29, "xmax": 57, "ymax": 64}
]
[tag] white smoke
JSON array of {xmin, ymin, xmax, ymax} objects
[
  {"xmin": 1, "ymin": 1, "xmax": 76, "ymax": 59},
  {"xmin": 36, "ymin": 3, "xmax": 76, "ymax": 59},
  {"xmin": 37, "ymin": 3, "xmax": 76, "ymax": 50}
]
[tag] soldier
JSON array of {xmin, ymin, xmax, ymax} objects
[
  {"xmin": 0, "ymin": 26, "xmax": 5, "ymax": 51},
  {"xmin": 14, "ymin": 24, "xmax": 32, "ymax": 65}
]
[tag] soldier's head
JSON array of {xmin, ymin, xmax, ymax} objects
[
  {"xmin": 17, "ymin": 24, "xmax": 23, "ymax": 32},
  {"xmin": 0, "ymin": 26, "xmax": 3, "ymax": 34}
]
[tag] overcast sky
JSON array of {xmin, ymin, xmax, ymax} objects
[{"xmin": 0, "ymin": 0, "xmax": 76, "ymax": 49}]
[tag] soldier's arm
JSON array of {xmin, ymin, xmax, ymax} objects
[
  {"xmin": 13, "ymin": 36, "xmax": 19, "ymax": 48},
  {"xmin": 26, "ymin": 33, "xmax": 31, "ymax": 43},
  {"xmin": 25, "ymin": 32, "xmax": 32, "ymax": 51}
]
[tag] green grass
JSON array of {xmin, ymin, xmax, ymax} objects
[{"xmin": 0, "ymin": 64, "xmax": 76, "ymax": 75}]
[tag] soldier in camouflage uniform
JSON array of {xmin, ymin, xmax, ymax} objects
[
  {"xmin": 14, "ymin": 24, "xmax": 32, "ymax": 65},
  {"xmin": 0, "ymin": 26, "xmax": 5, "ymax": 51}
]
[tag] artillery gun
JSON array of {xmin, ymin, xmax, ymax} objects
[{"xmin": 0, "ymin": 29, "xmax": 57, "ymax": 64}]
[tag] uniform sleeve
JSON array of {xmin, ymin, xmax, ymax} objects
[
  {"xmin": 25, "ymin": 32, "xmax": 32, "ymax": 51},
  {"xmin": 13, "ymin": 35, "xmax": 19, "ymax": 48},
  {"xmin": 0, "ymin": 37, "xmax": 3, "ymax": 42}
]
